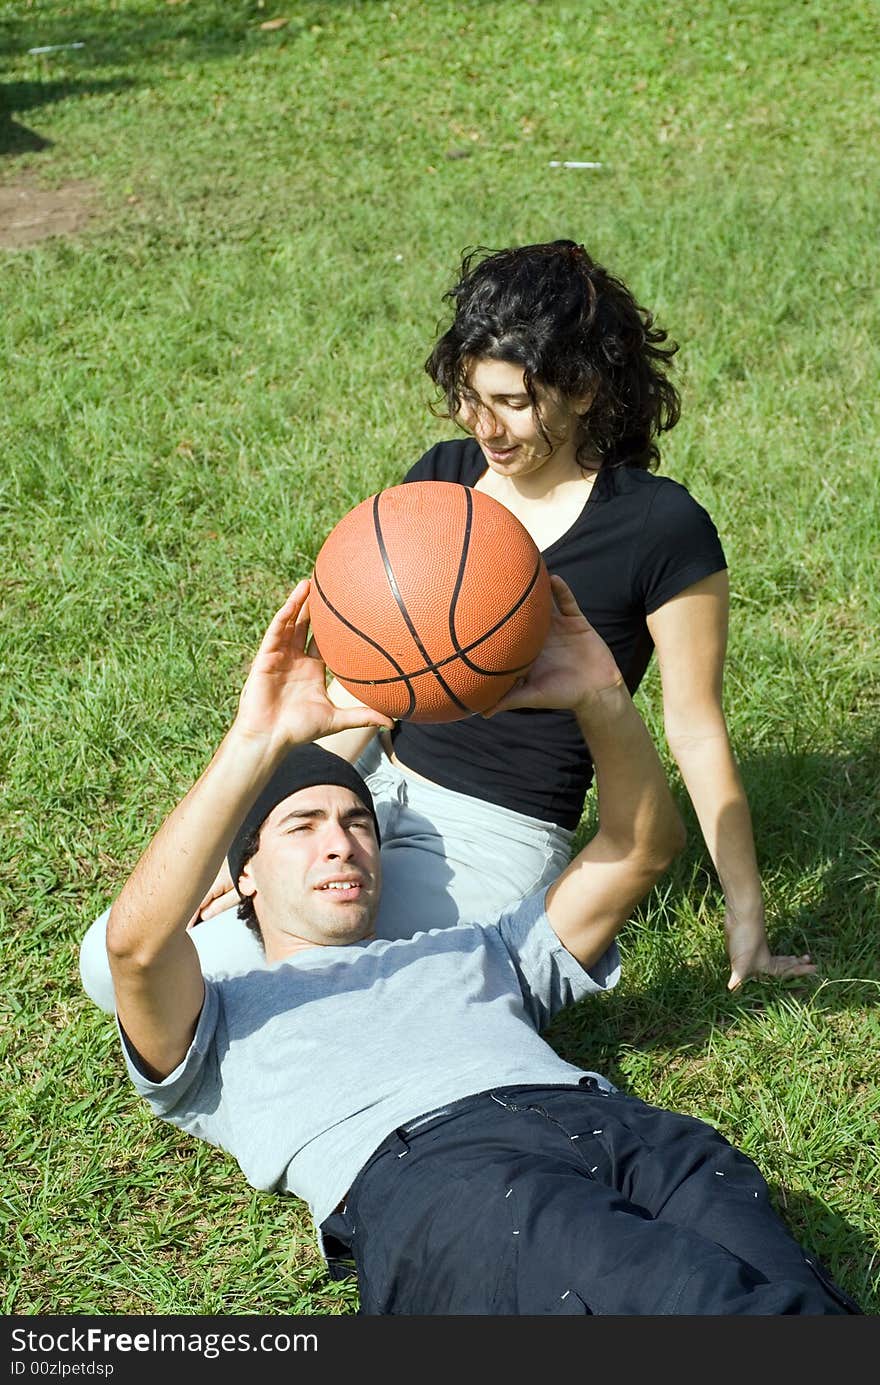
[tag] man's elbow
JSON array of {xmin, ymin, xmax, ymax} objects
[{"xmin": 105, "ymin": 901, "xmax": 154, "ymax": 975}]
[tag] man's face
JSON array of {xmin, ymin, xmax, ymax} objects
[{"xmin": 237, "ymin": 785, "xmax": 381, "ymax": 956}]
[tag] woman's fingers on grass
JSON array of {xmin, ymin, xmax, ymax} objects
[{"xmin": 728, "ymin": 954, "xmax": 818, "ymax": 989}]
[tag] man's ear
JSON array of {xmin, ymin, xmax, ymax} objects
[{"xmin": 238, "ymin": 862, "xmax": 257, "ymax": 899}]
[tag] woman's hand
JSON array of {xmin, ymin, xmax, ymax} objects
[
  {"xmin": 188, "ymin": 859, "xmax": 237, "ymax": 926},
  {"xmin": 725, "ymin": 910, "xmax": 816, "ymax": 991}
]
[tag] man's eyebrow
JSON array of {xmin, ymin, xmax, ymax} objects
[{"xmin": 276, "ymin": 807, "xmax": 372, "ymax": 825}]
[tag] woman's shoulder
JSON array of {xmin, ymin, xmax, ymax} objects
[
  {"xmin": 402, "ymin": 436, "xmax": 484, "ymax": 485},
  {"xmin": 602, "ymin": 466, "xmax": 717, "ymax": 523},
  {"xmin": 605, "ymin": 465, "xmax": 704, "ymax": 500},
  {"xmin": 610, "ymin": 468, "xmax": 726, "ymax": 603}
]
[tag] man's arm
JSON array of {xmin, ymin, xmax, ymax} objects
[
  {"xmin": 491, "ymin": 576, "xmax": 685, "ymax": 969},
  {"xmin": 544, "ymin": 682, "xmax": 684, "ymax": 968},
  {"xmin": 106, "ymin": 580, "xmax": 393, "ymax": 1081},
  {"xmin": 186, "ymin": 678, "xmax": 392, "ymax": 927}
]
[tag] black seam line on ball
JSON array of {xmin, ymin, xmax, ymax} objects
[
  {"xmin": 318, "ymin": 553, "xmax": 544, "ymax": 687},
  {"xmin": 373, "ymin": 493, "xmax": 471, "ymax": 715},
  {"xmin": 450, "ymin": 553, "xmax": 544, "ymax": 676},
  {"xmin": 315, "ymin": 615, "xmax": 538, "ymax": 687},
  {"xmin": 312, "ymin": 567, "xmax": 416, "ymax": 720},
  {"xmin": 447, "ymin": 486, "xmax": 473, "ymax": 658}
]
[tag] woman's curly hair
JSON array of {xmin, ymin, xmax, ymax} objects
[{"xmin": 425, "ymin": 239, "xmax": 681, "ymax": 471}]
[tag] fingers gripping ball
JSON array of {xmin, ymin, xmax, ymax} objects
[{"xmin": 310, "ymin": 481, "xmax": 552, "ymax": 722}]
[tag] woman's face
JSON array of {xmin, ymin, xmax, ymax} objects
[{"xmin": 457, "ymin": 357, "xmax": 590, "ymax": 479}]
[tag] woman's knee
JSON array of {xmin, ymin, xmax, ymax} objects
[
  {"xmin": 79, "ymin": 908, "xmax": 116, "ymax": 1013},
  {"xmin": 79, "ymin": 904, "xmax": 267, "ymax": 1013}
]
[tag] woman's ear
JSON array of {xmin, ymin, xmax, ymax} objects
[{"xmin": 574, "ymin": 382, "xmax": 598, "ymax": 416}]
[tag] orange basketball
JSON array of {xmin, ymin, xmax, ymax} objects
[{"xmin": 309, "ymin": 481, "xmax": 552, "ymax": 722}]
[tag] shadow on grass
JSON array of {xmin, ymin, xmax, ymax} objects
[
  {"xmin": 551, "ymin": 737, "xmax": 878, "ymax": 1047},
  {"xmin": 0, "ymin": 114, "xmax": 53, "ymax": 155},
  {"xmin": 0, "ymin": 2, "xmax": 329, "ymax": 158},
  {"xmin": 1, "ymin": 79, "xmax": 134, "ymax": 156},
  {"xmin": 769, "ymin": 1185, "xmax": 876, "ymax": 1315},
  {"xmin": 581, "ymin": 735, "xmax": 876, "ymax": 1017},
  {"xmin": 0, "ymin": 1, "xmax": 263, "ymax": 156},
  {"xmin": 710, "ymin": 741, "xmax": 877, "ymax": 990},
  {"xmin": 1, "ymin": 2, "xmax": 309, "ymax": 67}
]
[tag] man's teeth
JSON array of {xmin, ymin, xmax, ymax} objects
[{"xmin": 322, "ymin": 881, "xmax": 357, "ymax": 890}]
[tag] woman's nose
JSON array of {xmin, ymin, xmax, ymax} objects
[{"xmin": 473, "ymin": 405, "xmax": 502, "ymax": 439}]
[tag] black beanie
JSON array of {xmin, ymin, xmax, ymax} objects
[{"xmin": 227, "ymin": 745, "xmax": 380, "ymax": 895}]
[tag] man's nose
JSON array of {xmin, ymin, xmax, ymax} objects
[{"xmin": 322, "ymin": 822, "xmax": 356, "ymax": 858}]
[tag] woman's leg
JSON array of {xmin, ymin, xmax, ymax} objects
[
  {"xmin": 78, "ymin": 904, "xmax": 266, "ymax": 1014},
  {"xmin": 363, "ymin": 752, "xmax": 574, "ymax": 941}
]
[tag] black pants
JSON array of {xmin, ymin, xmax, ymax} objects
[{"xmin": 321, "ymin": 1083, "xmax": 861, "ymax": 1315}]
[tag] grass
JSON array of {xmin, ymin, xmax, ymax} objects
[{"xmin": 1, "ymin": 0, "xmax": 878, "ymax": 1315}]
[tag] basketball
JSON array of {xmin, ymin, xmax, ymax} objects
[{"xmin": 309, "ymin": 481, "xmax": 552, "ymax": 722}]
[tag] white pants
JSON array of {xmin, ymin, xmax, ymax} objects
[{"xmin": 79, "ymin": 741, "xmax": 574, "ymax": 1013}]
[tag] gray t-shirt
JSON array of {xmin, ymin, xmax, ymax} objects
[{"xmin": 120, "ymin": 888, "xmax": 619, "ymax": 1235}]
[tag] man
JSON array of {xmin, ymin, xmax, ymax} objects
[{"xmin": 106, "ymin": 576, "xmax": 858, "ymax": 1315}]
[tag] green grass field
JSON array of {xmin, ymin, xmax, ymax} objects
[{"xmin": 2, "ymin": 0, "xmax": 878, "ymax": 1315}]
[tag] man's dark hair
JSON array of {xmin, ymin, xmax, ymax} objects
[
  {"xmin": 234, "ymin": 825, "xmax": 264, "ymax": 945},
  {"xmin": 425, "ymin": 239, "xmax": 681, "ymax": 472}
]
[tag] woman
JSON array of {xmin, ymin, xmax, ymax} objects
[{"xmin": 80, "ymin": 239, "xmax": 813, "ymax": 1012}]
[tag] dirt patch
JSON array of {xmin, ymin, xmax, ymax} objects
[{"xmin": 0, "ymin": 179, "xmax": 97, "ymax": 249}]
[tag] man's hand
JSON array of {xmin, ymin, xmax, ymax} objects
[
  {"xmin": 725, "ymin": 910, "xmax": 817, "ymax": 991},
  {"xmin": 486, "ymin": 575, "xmax": 623, "ymax": 716},
  {"xmin": 234, "ymin": 579, "xmax": 394, "ymax": 750}
]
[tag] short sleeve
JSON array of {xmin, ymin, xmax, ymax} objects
[
  {"xmin": 400, "ymin": 438, "xmax": 482, "ymax": 486},
  {"xmin": 117, "ymin": 983, "xmax": 222, "ymax": 1119},
  {"xmin": 494, "ymin": 888, "xmax": 621, "ymax": 1031},
  {"xmin": 634, "ymin": 480, "xmax": 727, "ymax": 615}
]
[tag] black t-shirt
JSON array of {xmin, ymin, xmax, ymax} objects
[{"xmin": 390, "ymin": 438, "xmax": 727, "ymax": 829}]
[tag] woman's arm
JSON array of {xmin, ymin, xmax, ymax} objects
[{"xmin": 646, "ymin": 571, "xmax": 815, "ymax": 990}]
